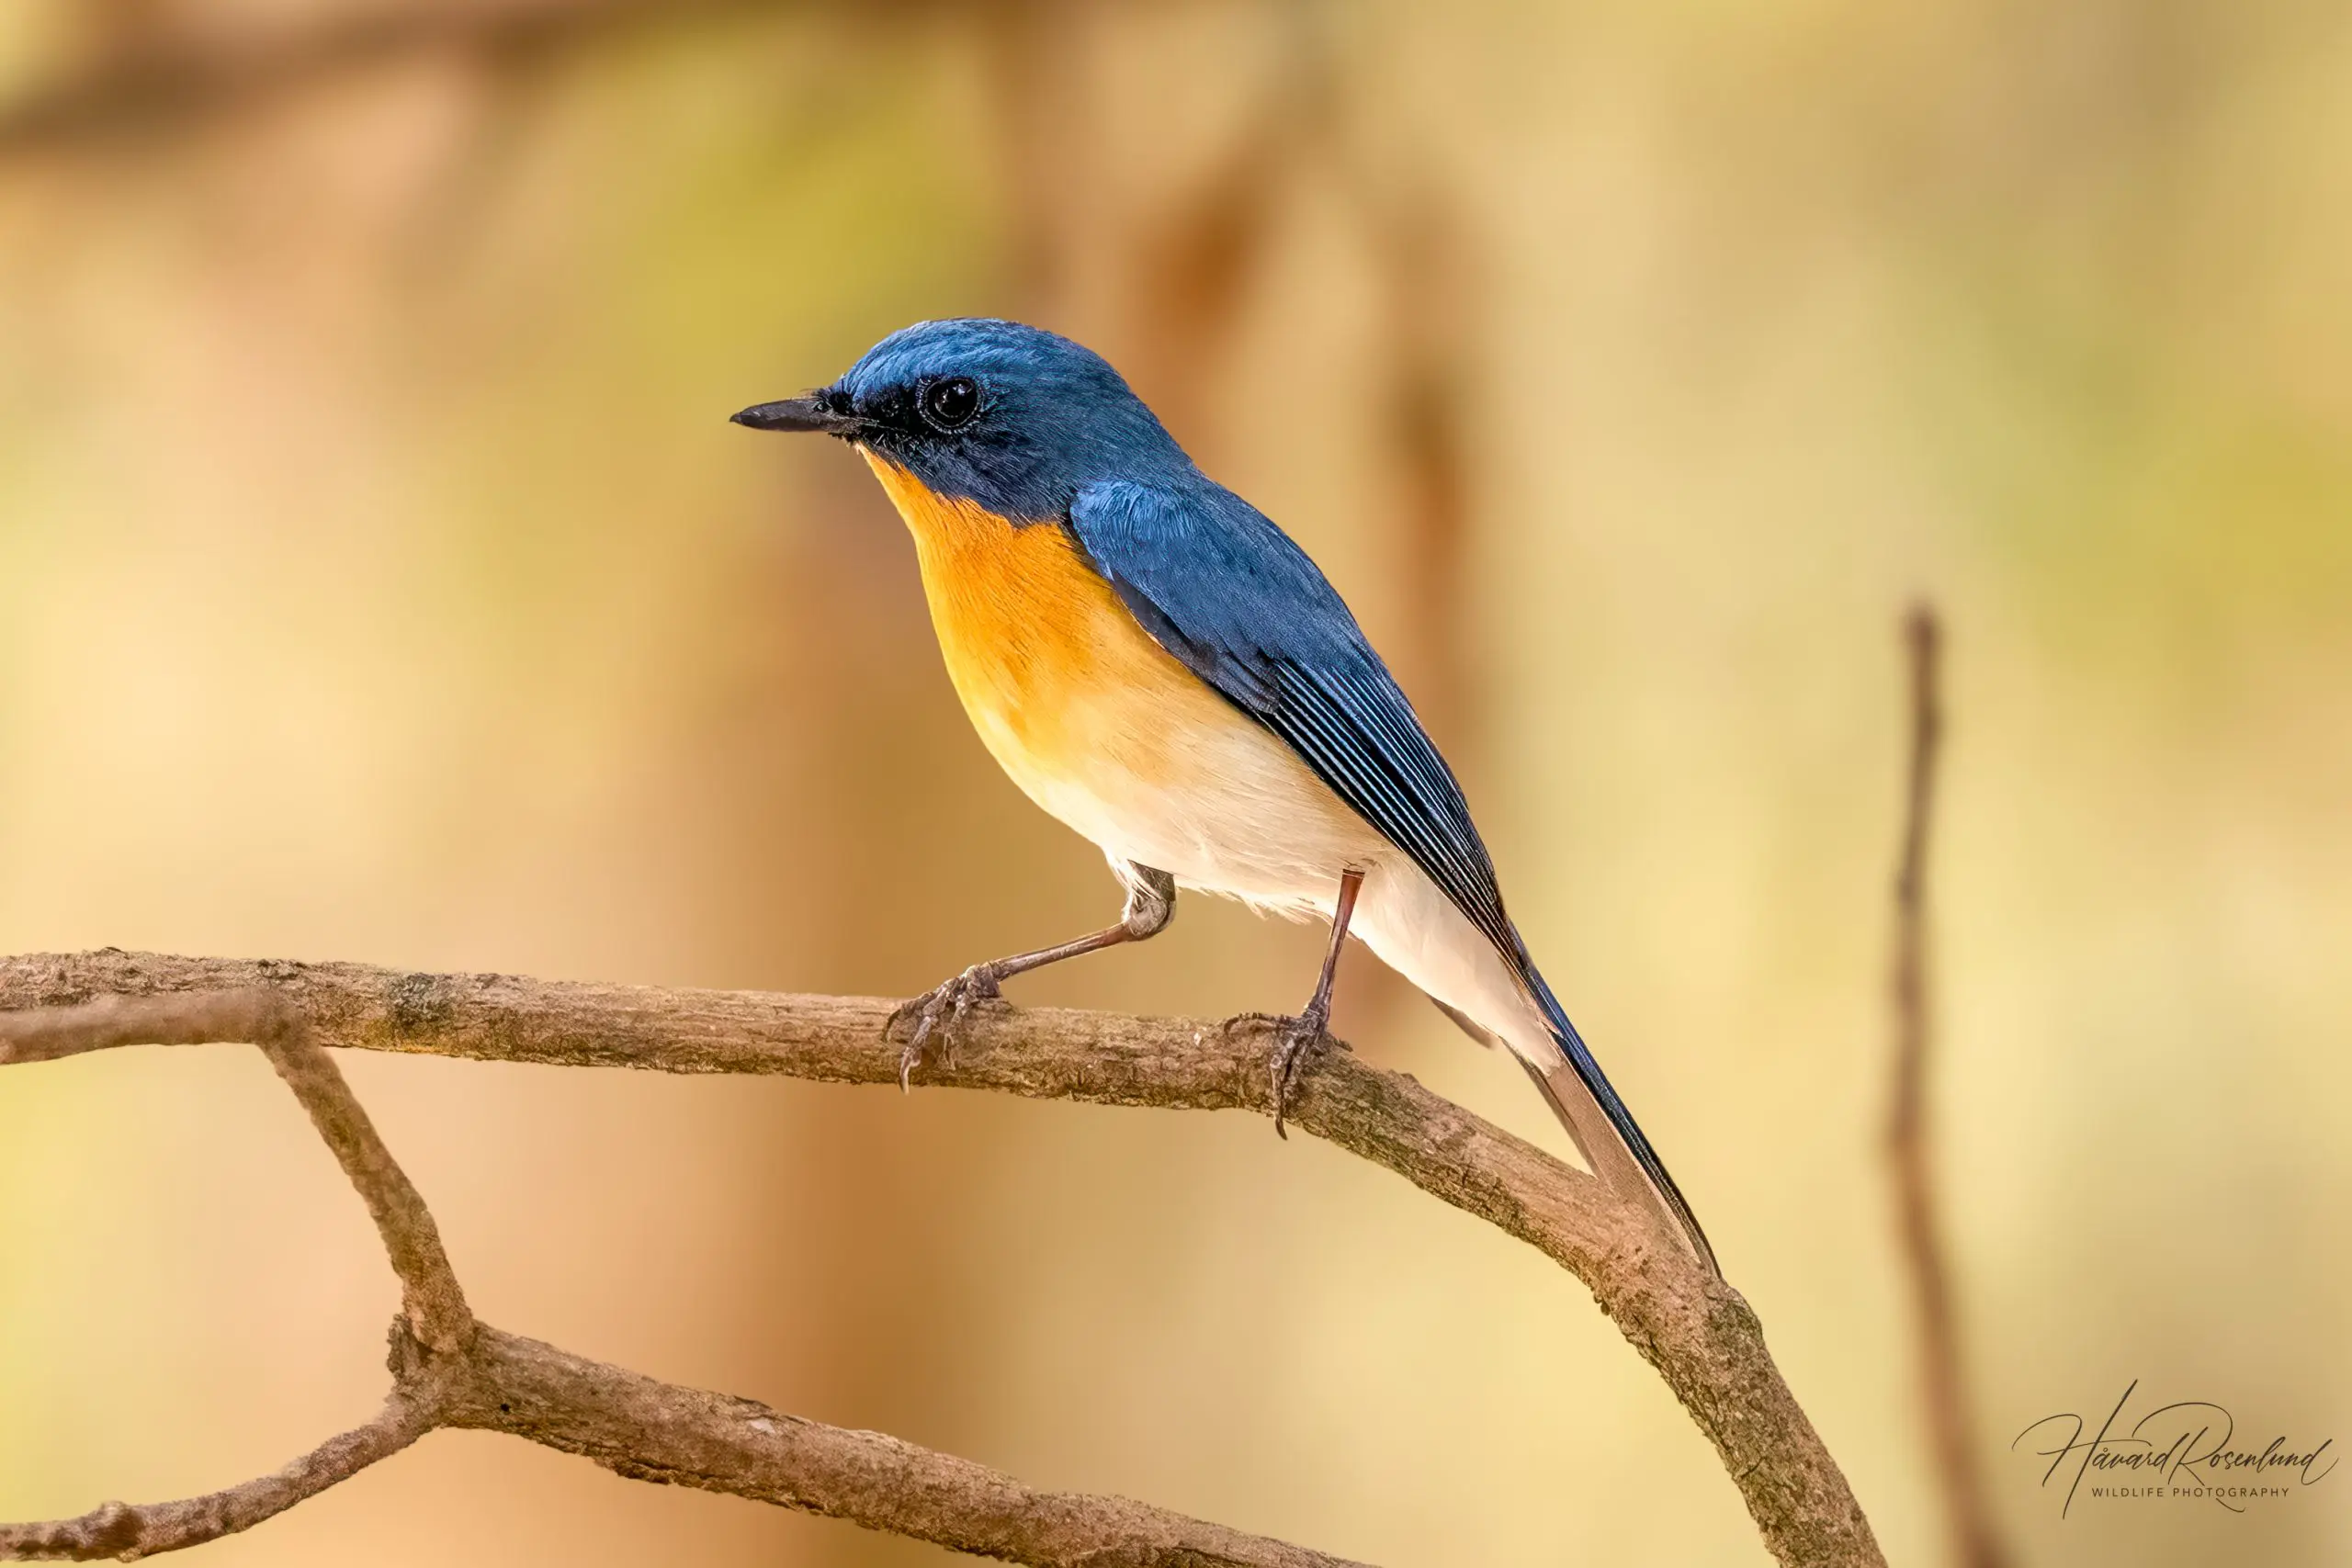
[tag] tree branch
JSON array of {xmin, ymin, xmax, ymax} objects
[
  {"xmin": 0, "ymin": 953, "xmax": 1883, "ymax": 1566},
  {"xmin": 447, "ymin": 1325, "xmax": 1359, "ymax": 1567},
  {"xmin": 1885, "ymin": 605, "xmax": 2009, "ymax": 1568},
  {"xmin": 0, "ymin": 984, "xmax": 1364, "ymax": 1568}
]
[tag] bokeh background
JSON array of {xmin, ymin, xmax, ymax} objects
[{"xmin": 2, "ymin": 2, "xmax": 2347, "ymax": 1563}]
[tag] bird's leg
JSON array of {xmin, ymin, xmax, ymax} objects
[
  {"xmin": 889, "ymin": 863, "xmax": 1175, "ymax": 1088},
  {"xmin": 1228, "ymin": 868, "xmax": 1363, "ymax": 1139}
]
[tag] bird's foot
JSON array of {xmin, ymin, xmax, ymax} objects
[
  {"xmin": 1221, "ymin": 1006, "xmax": 1340, "ymax": 1139},
  {"xmin": 887, "ymin": 964, "xmax": 1006, "ymax": 1089}
]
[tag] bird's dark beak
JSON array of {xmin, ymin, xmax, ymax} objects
[{"xmin": 729, "ymin": 394, "xmax": 865, "ymax": 435}]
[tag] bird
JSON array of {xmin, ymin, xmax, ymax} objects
[{"xmin": 733, "ymin": 317, "xmax": 1715, "ymax": 1274}]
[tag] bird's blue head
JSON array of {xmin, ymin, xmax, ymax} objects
[{"xmin": 733, "ymin": 319, "xmax": 1190, "ymax": 520}]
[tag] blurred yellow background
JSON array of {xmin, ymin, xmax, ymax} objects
[{"xmin": 2, "ymin": 2, "xmax": 2346, "ymax": 1563}]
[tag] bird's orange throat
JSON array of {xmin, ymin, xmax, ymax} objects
[
  {"xmin": 857, "ymin": 449, "xmax": 1158, "ymax": 759},
  {"xmin": 861, "ymin": 449, "xmax": 1056, "ymax": 589}
]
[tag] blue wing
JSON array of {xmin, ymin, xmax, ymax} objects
[
  {"xmin": 1067, "ymin": 478, "xmax": 1719, "ymax": 1274},
  {"xmin": 1068, "ymin": 479, "xmax": 1518, "ymax": 960}
]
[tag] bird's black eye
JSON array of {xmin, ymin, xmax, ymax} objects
[{"xmin": 922, "ymin": 377, "xmax": 980, "ymax": 431}]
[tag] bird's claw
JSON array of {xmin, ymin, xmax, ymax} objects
[
  {"xmin": 887, "ymin": 964, "xmax": 1005, "ymax": 1088},
  {"xmin": 1222, "ymin": 1007, "xmax": 1338, "ymax": 1139}
]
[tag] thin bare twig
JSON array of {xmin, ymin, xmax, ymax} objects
[
  {"xmin": 254, "ymin": 1012, "xmax": 476, "ymax": 1355},
  {"xmin": 0, "ymin": 951, "xmax": 1883, "ymax": 1567},
  {"xmin": 0, "ymin": 1390, "xmax": 439, "ymax": 1562},
  {"xmin": 1886, "ymin": 605, "xmax": 2010, "ymax": 1568},
  {"xmin": 2, "ymin": 992, "xmax": 472, "ymax": 1351}
]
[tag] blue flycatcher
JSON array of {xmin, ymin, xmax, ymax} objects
[{"xmin": 736, "ymin": 318, "xmax": 1714, "ymax": 1273}]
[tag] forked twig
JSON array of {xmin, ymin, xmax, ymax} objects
[{"xmin": 0, "ymin": 989, "xmax": 1359, "ymax": 1567}]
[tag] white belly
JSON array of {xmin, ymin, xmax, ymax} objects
[
  {"xmin": 1012, "ymin": 693, "xmax": 1386, "ymax": 919},
  {"xmin": 1018, "ymin": 700, "xmax": 1553, "ymax": 1062}
]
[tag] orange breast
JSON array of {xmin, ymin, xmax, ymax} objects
[
  {"xmin": 858, "ymin": 451, "xmax": 1387, "ymax": 899},
  {"xmin": 862, "ymin": 451, "xmax": 1206, "ymax": 800}
]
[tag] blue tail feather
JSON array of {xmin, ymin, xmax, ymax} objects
[{"xmin": 1525, "ymin": 972, "xmax": 1719, "ymax": 1276}]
